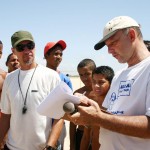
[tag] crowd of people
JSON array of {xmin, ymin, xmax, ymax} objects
[{"xmin": 0, "ymin": 15, "xmax": 150, "ymax": 150}]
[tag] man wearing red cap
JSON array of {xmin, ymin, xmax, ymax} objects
[
  {"xmin": 44, "ymin": 40, "xmax": 73, "ymax": 149},
  {"xmin": 44, "ymin": 40, "xmax": 72, "ymax": 90}
]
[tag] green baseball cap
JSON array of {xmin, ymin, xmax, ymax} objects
[{"xmin": 11, "ymin": 30, "xmax": 34, "ymax": 48}]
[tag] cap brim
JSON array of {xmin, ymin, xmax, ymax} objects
[
  {"xmin": 94, "ymin": 30, "xmax": 117, "ymax": 50},
  {"xmin": 14, "ymin": 38, "xmax": 34, "ymax": 48},
  {"xmin": 57, "ymin": 40, "xmax": 66, "ymax": 50}
]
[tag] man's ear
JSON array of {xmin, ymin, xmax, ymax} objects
[
  {"xmin": 44, "ymin": 54, "xmax": 48, "ymax": 59},
  {"xmin": 128, "ymin": 28, "xmax": 136, "ymax": 42}
]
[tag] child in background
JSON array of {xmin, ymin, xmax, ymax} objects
[
  {"xmin": 69, "ymin": 59, "xmax": 96, "ymax": 150},
  {"xmin": 80, "ymin": 66, "xmax": 114, "ymax": 150}
]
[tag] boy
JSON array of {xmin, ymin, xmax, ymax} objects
[
  {"xmin": 69, "ymin": 59, "xmax": 96, "ymax": 150},
  {"xmin": 80, "ymin": 66, "xmax": 114, "ymax": 150}
]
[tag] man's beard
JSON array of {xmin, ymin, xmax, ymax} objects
[{"xmin": 24, "ymin": 57, "xmax": 34, "ymax": 65}]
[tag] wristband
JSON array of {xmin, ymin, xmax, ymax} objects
[{"xmin": 44, "ymin": 145, "xmax": 57, "ymax": 150}]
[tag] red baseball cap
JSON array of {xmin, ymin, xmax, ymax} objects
[{"xmin": 44, "ymin": 40, "xmax": 66, "ymax": 56}]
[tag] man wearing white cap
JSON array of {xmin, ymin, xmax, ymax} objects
[{"xmin": 68, "ymin": 16, "xmax": 150, "ymax": 150}]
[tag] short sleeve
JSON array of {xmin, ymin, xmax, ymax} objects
[{"xmin": 0, "ymin": 77, "xmax": 11, "ymax": 114}]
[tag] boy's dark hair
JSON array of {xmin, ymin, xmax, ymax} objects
[
  {"xmin": 6, "ymin": 53, "xmax": 13, "ymax": 66},
  {"xmin": 77, "ymin": 59, "xmax": 96, "ymax": 71},
  {"xmin": 92, "ymin": 66, "xmax": 114, "ymax": 84},
  {"xmin": 144, "ymin": 40, "xmax": 150, "ymax": 52},
  {"xmin": 0, "ymin": 40, "xmax": 2, "ymax": 44}
]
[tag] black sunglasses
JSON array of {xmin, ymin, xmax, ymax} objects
[{"xmin": 16, "ymin": 42, "xmax": 35, "ymax": 52}]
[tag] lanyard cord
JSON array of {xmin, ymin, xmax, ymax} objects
[{"xmin": 18, "ymin": 64, "xmax": 38, "ymax": 114}]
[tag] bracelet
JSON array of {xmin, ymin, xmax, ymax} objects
[{"xmin": 43, "ymin": 145, "xmax": 57, "ymax": 150}]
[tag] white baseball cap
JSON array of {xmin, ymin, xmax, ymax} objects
[{"xmin": 94, "ymin": 16, "xmax": 139, "ymax": 50}]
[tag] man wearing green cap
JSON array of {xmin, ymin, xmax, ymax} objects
[
  {"xmin": 68, "ymin": 16, "xmax": 150, "ymax": 150},
  {"xmin": 0, "ymin": 31, "xmax": 64, "ymax": 150}
]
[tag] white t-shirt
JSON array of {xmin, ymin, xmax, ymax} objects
[
  {"xmin": 100, "ymin": 56, "xmax": 150, "ymax": 150},
  {"xmin": 1, "ymin": 64, "xmax": 60, "ymax": 150}
]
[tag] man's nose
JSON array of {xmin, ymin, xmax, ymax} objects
[
  {"xmin": 108, "ymin": 47, "xmax": 114, "ymax": 54},
  {"xmin": 15, "ymin": 60, "xmax": 19, "ymax": 63},
  {"xmin": 23, "ymin": 47, "xmax": 31, "ymax": 52}
]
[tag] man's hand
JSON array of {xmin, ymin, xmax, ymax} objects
[{"xmin": 68, "ymin": 95, "xmax": 102, "ymax": 126}]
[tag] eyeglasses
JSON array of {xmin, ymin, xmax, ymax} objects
[{"xmin": 16, "ymin": 42, "xmax": 35, "ymax": 52}]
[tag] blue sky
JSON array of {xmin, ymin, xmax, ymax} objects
[{"xmin": 0, "ymin": 1, "xmax": 150, "ymax": 75}]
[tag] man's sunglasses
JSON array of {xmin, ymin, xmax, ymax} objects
[{"xmin": 16, "ymin": 42, "xmax": 35, "ymax": 52}]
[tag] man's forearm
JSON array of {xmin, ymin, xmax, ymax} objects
[
  {"xmin": 0, "ymin": 113, "xmax": 10, "ymax": 143},
  {"xmin": 99, "ymin": 113, "xmax": 150, "ymax": 138},
  {"xmin": 47, "ymin": 119, "xmax": 64, "ymax": 148}
]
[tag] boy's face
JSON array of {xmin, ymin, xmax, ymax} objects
[
  {"xmin": 45, "ymin": 45, "xmax": 63, "ymax": 69},
  {"xmin": 7, "ymin": 54, "xmax": 20, "ymax": 72},
  {"xmin": 92, "ymin": 73, "xmax": 110, "ymax": 97},
  {"xmin": 78, "ymin": 66, "xmax": 93, "ymax": 87}
]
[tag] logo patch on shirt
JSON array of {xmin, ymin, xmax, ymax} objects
[
  {"xmin": 108, "ymin": 92, "xmax": 117, "ymax": 110},
  {"xmin": 118, "ymin": 79, "xmax": 134, "ymax": 96},
  {"xmin": 108, "ymin": 79, "xmax": 134, "ymax": 112}
]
